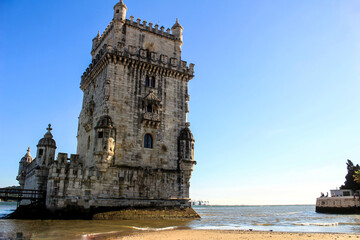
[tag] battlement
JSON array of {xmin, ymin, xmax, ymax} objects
[
  {"xmin": 51, "ymin": 153, "xmax": 81, "ymax": 166},
  {"xmin": 81, "ymin": 42, "xmax": 194, "ymax": 89},
  {"xmin": 92, "ymin": 16, "xmax": 182, "ymax": 57},
  {"xmin": 126, "ymin": 16, "xmax": 179, "ymax": 40}
]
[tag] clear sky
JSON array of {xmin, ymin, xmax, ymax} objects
[{"xmin": 1, "ymin": 0, "xmax": 360, "ymax": 205}]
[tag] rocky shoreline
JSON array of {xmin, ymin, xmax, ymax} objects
[{"xmin": 4, "ymin": 204, "xmax": 200, "ymax": 220}]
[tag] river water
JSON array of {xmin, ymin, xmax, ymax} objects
[{"xmin": 1, "ymin": 203, "xmax": 360, "ymax": 239}]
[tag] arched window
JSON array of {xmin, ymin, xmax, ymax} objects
[
  {"xmin": 146, "ymin": 104, "xmax": 153, "ymax": 113},
  {"xmin": 87, "ymin": 136, "xmax": 90, "ymax": 149},
  {"xmin": 151, "ymin": 77, "xmax": 155, "ymax": 87},
  {"xmin": 98, "ymin": 131, "xmax": 103, "ymax": 138},
  {"xmin": 145, "ymin": 75, "xmax": 150, "ymax": 87},
  {"xmin": 144, "ymin": 134, "xmax": 153, "ymax": 148}
]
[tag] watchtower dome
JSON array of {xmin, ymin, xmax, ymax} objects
[
  {"xmin": 36, "ymin": 124, "xmax": 56, "ymax": 167},
  {"xmin": 113, "ymin": 0, "xmax": 127, "ymax": 22}
]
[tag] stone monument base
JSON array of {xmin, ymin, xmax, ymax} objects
[
  {"xmin": 93, "ymin": 207, "xmax": 200, "ymax": 220},
  {"xmin": 5, "ymin": 203, "xmax": 200, "ymax": 220}
]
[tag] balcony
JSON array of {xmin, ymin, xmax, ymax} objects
[{"xmin": 142, "ymin": 112, "xmax": 161, "ymax": 128}]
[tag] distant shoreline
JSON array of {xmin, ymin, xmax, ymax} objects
[{"xmin": 116, "ymin": 229, "xmax": 360, "ymax": 240}]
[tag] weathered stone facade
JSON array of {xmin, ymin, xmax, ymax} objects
[{"xmin": 16, "ymin": 0, "xmax": 196, "ymax": 215}]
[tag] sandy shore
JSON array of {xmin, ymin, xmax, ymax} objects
[{"xmin": 118, "ymin": 229, "xmax": 360, "ymax": 240}]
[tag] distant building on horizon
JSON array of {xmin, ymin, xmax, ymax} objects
[
  {"xmin": 15, "ymin": 0, "xmax": 197, "ymax": 217},
  {"xmin": 191, "ymin": 200, "xmax": 210, "ymax": 206}
]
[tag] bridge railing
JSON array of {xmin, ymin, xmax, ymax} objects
[{"xmin": 0, "ymin": 188, "xmax": 45, "ymax": 202}]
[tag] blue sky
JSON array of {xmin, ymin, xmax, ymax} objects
[{"xmin": 1, "ymin": 0, "xmax": 360, "ymax": 205}]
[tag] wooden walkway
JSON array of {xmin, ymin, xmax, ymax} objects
[{"xmin": 0, "ymin": 188, "xmax": 45, "ymax": 206}]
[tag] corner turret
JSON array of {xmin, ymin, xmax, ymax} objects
[
  {"xmin": 94, "ymin": 115, "xmax": 116, "ymax": 172},
  {"xmin": 178, "ymin": 122, "xmax": 196, "ymax": 198},
  {"xmin": 91, "ymin": 31, "xmax": 101, "ymax": 55},
  {"xmin": 16, "ymin": 147, "xmax": 33, "ymax": 188},
  {"xmin": 171, "ymin": 18, "xmax": 183, "ymax": 42},
  {"xmin": 36, "ymin": 124, "xmax": 56, "ymax": 167},
  {"xmin": 113, "ymin": 0, "xmax": 127, "ymax": 22}
]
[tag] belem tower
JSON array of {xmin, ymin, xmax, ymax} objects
[{"xmin": 15, "ymin": 0, "xmax": 197, "ymax": 217}]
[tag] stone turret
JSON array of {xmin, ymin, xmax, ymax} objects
[
  {"xmin": 178, "ymin": 123, "xmax": 196, "ymax": 198},
  {"xmin": 36, "ymin": 124, "xmax": 56, "ymax": 167},
  {"xmin": 171, "ymin": 18, "xmax": 183, "ymax": 42},
  {"xmin": 172, "ymin": 18, "xmax": 184, "ymax": 53},
  {"xmin": 94, "ymin": 115, "xmax": 116, "ymax": 172},
  {"xmin": 178, "ymin": 123, "xmax": 195, "ymax": 162},
  {"xmin": 113, "ymin": 0, "xmax": 127, "ymax": 22},
  {"xmin": 92, "ymin": 31, "xmax": 101, "ymax": 53},
  {"xmin": 16, "ymin": 147, "xmax": 33, "ymax": 188}
]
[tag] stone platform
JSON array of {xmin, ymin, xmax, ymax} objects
[
  {"xmin": 5, "ymin": 204, "xmax": 200, "ymax": 220},
  {"xmin": 315, "ymin": 197, "xmax": 360, "ymax": 214}
]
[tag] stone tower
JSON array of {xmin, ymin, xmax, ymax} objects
[
  {"xmin": 75, "ymin": 0, "xmax": 196, "ymax": 208},
  {"xmin": 16, "ymin": 0, "xmax": 196, "ymax": 215}
]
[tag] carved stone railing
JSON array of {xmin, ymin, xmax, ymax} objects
[{"xmin": 142, "ymin": 112, "xmax": 160, "ymax": 128}]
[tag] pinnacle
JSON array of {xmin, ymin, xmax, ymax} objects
[
  {"xmin": 44, "ymin": 124, "xmax": 53, "ymax": 139},
  {"xmin": 25, "ymin": 147, "xmax": 32, "ymax": 158}
]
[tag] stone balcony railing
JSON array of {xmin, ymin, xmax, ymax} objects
[{"xmin": 142, "ymin": 112, "xmax": 160, "ymax": 128}]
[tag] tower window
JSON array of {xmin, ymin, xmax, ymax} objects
[
  {"xmin": 39, "ymin": 149, "xmax": 43, "ymax": 156},
  {"xmin": 144, "ymin": 134, "xmax": 153, "ymax": 149},
  {"xmin": 145, "ymin": 75, "xmax": 150, "ymax": 87},
  {"xmin": 98, "ymin": 132, "xmax": 103, "ymax": 138},
  {"xmin": 151, "ymin": 77, "xmax": 155, "ymax": 87},
  {"xmin": 145, "ymin": 76, "xmax": 155, "ymax": 88},
  {"xmin": 116, "ymin": 10, "xmax": 120, "ymax": 13},
  {"xmin": 146, "ymin": 104, "xmax": 153, "ymax": 113},
  {"xmin": 87, "ymin": 136, "xmax": 90, "ymax": 149}
]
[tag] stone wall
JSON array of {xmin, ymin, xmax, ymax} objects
[
  {"xmin": 315, "ymin": 197, "xmax": 360, "ymax": 213},
  {"xmin": 93, "ymin": 207, "xmax": 200, "ymax": 220}
]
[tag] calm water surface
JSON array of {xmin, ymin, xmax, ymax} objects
[{"xmin": 1, "ymin": 203, "xmax": 360, "ymax": 239}]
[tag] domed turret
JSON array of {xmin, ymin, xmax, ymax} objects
[
  {"xmin": 22, "ymin": 147, "xmax": 33, "ymax": 164},
  {"xmin": 37, "ymin": 124, "xmax": 56, "ymax": 148},
  {"xmin": 179, "ymin": 126, "xmax": 194, "ymax": 141},
  {"xmin": 36, "ymin": 124, "xmax": 57, "ymax": 167},
  {"xmin": 171, "ymin": 18, "xmax": 183, "ymax": 42},
  {"xmin": 178, "ymin": 123, "xmax": 195, "ymax": 162},
  {"xmin": 113, "ymin": 0, "xmax": 127, "ymax": 22},
  {"xmin": 94, "ymin": 115, "xmax": 116, "ymax": 172},
  {"xmin": 17, "ymin": 147, "xmax": 33, "ymax": 188}
]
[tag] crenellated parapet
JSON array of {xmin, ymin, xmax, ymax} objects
[
  {"xmin": 92, "ymin": 21, "xmax": 114, "ymax": 55},
  {"xmin": 81, "ymin": 43, "xmax": 194, "ymax": 90},
  {"xmin": 47, "ymin": 153, "xmax": 92, "ymax": 202},
  {"xmin": 92, "ymin": 16, "xmax": 183, "ymax": 57},
  {"xmin": 126, "ymin": 17, "xmax": 181, "ymax": 41}
]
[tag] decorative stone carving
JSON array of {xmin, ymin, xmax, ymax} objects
[
  {"xmin": 170, "ymin": 57, "xmax": 178, "ymax": 66},
  {"xmin": 150, "ymin": 52, "xmax": 157, "ymax": 61},
  {"xmin": 160, "ymin": 54, "xmax": 168, "ymax": 64},
  {"xmin": 128, "ymin": 45, "xmax": 136, "ymax": 55},
  {"xmin": 140, "ymin": 49, "xmax": 147, "ymax": 59}
]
